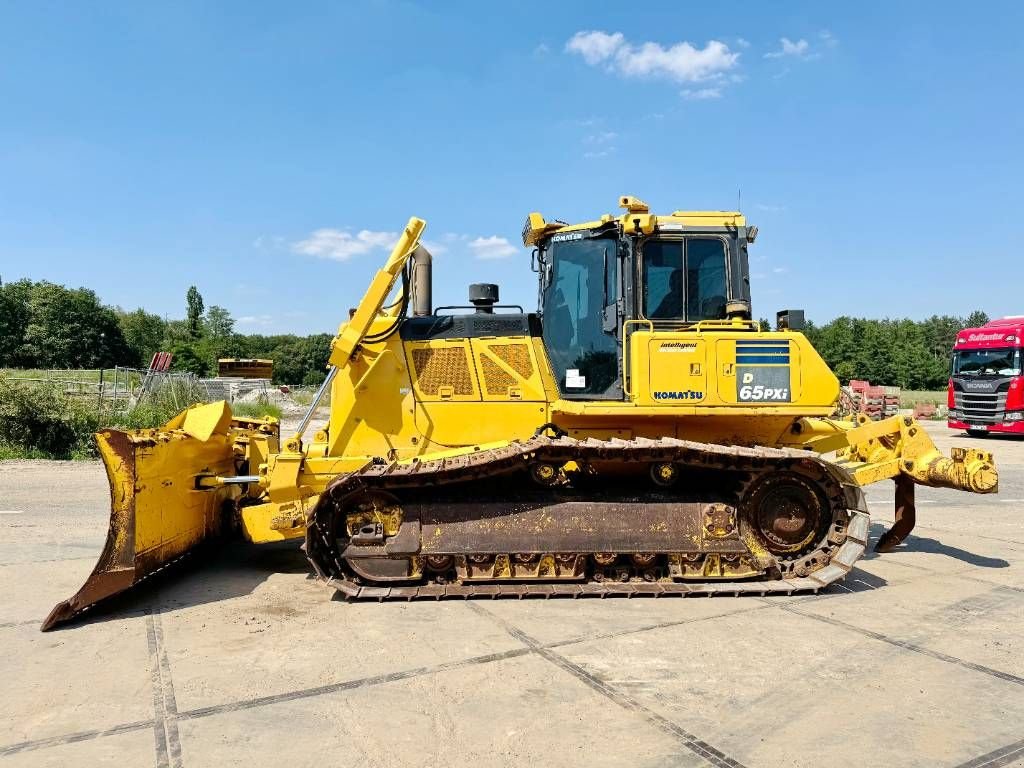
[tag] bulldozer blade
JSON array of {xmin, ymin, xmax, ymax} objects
[
  {"xmin": 875, "ymin": 474, "xmax": 917, "ymax": 553},
  {"xmin": 41, "ymin": 402, "xmax": 240, "ymax": 631}
]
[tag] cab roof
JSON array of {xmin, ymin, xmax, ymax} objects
[{"xmin": 522, "ymin": 195, "xmax": 747, "ymax": 246}]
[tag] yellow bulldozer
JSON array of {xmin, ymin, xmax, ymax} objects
[{"xmin": 43, "ymin": 196, "xmax": 998, "ymax": 630}]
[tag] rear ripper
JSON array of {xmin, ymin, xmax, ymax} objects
[{"xmin": 949, "ymin": 317, "xmax": 1024, "ymax": 436}]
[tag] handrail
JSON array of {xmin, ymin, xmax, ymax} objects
[{"xmin": 621, "ymin": 319, "xmax": 653, "ymax": 397}]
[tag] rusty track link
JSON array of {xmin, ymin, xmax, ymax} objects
[{"xmin": 306, "ymin": 435, "xmax": 871, "ymax": 600}]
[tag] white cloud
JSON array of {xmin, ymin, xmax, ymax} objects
[
  {"xmin": 566, "ymin": 31, "xmax": 739, "ymax": 85},
  {"xmin": 736, "ymin": 37, "xmax": 751, "ymax": 49},
  {"xmin": 584, "ymin": 130, "xmax": 618, "ymax": 144},
  {"xmin": 819, "ymin": 30, "xmax": 839, "ymax": 48},
  {"xmin": 533, "ymin": 42, "xmax": 551, "ymax": 57},
  {"xmin": 468, "ymin": 236, "xmax": 518, "ymax": 260},
  {"xmin": 755, "ymin": 203, "xmax": 787, "ymax": 213},
  {"xmin": 421, "ymin": 239, "xmax": 448, "ymax": 255},
  {"xmin": 583, "ymin": 147, "xmax": 616, "ymax": 159},
  {"xmin": 772, "ymin": 266, "xmax": 789, "ymax": 274},
  {"xmin": 681, "ymin": 87, "xmax": 722, "ymax": 100},
  {"xmin": 292, "ymin": 228, "xmax": 397, "ymax": 261},
  {"xmin": 566, "ymin": 31, "xmax": 625, "ymax": 65},
  {"xmin": 237, "ymin": 314, "xmax": 275, "ymax": 327},
  {"xmin": 765, "ymin": 37, "xmax": 814, "ymax": 59}
]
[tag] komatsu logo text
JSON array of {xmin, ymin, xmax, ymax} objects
[{"xmin": 653, "ymin": 390, "xmax": 704, "ymax": 400}]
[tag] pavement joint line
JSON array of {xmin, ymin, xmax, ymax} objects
[
  {"xmin": 952, "ymin": 736, "xmax": 1024, "ymax": 768},
  {"xmin": 146, "ymin": 607, "xmax": 183, "ymax": 768},
  {"xmin": 0, "ymin": 556, "xmax": 100, "ymax": 567},
  {"xmin": 0, "ymin": 719, "xmax": 157, "ymax": 758},
  {"xmin": 0, "ymin": 619, "xmax": 42, "ymax": 629},
  {"xmin": 957, "ymin": 577, "xmax": 1024, "ymax": 596},
  {"xmin": 0, "ymin": 647, "xmax": 538, "ymax": 758},
  {"xmin": 545, "ymin": 602, "xmax": 775, "ymax": 649},
  {"xmin": 758, "ymin": 558, "xmax": 959, "ymax": 607},
  {"xmin": 175, "ymin": 646, "xmax": 535, "ymax": 721},
  {"xmin": 465, "ymin": 601, "xmax": 749, "ymax": 768},
  {"xmin": 0, "ymin": 600, "xmax": 799, "ymax": 758},
  {"xmin": 1, "ymin": 568, "xmax": 1016, "ymax": 759},
  {"xmin": 780, "ymin": 605, "xmax": 1024, "ymax": 687}
]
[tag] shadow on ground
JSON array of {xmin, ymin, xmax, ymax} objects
[
  {"xmin": 862, "ymin": 521, "xmax": 1009, "ymax": 569},
  {"xmin": 50, "ymin": 540, "xmax": 310, "ymax": 632}
]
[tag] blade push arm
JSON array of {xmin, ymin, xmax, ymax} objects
[
  {"xmin": 284, "ymin": 217, "xmax": 426, "ymax": 452},
  {"xmin": 329, "ymin": 216, "xmax": 426, "ymax": 368}
]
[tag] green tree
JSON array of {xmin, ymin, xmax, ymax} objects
[
  {"xmin": 186, "ymin": 286, "xmax": 205, "ymax": 340},
  {"xmin": 19, "ymin": 282, "xmax": 132, "ymax": 368},
  {"xmin": 0, "ymin": 279, "xmax": 33, "ymax": 367},
  {"xmin": 117, "ymin": 308, "xmax": 168, "ymax": 367},
  {"xmin": 965, "ymin": 310, "xmax": 990, "ymax": 329},
  {"xmin": 203, "ymin": 305, "xmax": 234, "ymax": 339},
  {"xmin": 169, "ymin": 342, "xmax": 209, "ymax": 376}
]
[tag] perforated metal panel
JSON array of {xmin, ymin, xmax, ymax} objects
[
  {"xmin": 480, "ymin": 356, "xmax": 517, "ymax": 395},
  {"xmin": 479, "ymin": 344, "xmax": 535, "ymax": 396},
  {"xmin": 410, "ymin": 347, "xmax": 475, "ymax": 396},
  {"xmin": 471, "ymin": 339, "xmax": 545, "ymax": 401},
  {"xmin": 490, "ymin": 344, "xmax": 534, "ymax": 378}
]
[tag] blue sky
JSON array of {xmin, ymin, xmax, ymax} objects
[{"xmin": 1, "ymin": 2, "xmax": 1021, "ymax": 334}]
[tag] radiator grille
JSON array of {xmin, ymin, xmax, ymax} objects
[
  {"xmin": 411, "ymin": 347, "xmax": 474, "ymax": 395},
  {"xmin": 953, "ymin": 391, "xmax": 1008, "ymax": 423}
]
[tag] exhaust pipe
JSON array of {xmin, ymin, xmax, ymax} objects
[{"xmin": 411, "ymin": 245, "xmax": 432, "ymax": 316}]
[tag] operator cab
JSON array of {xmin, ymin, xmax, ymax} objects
[{"xmin": 527, "ymin": 197, "xmax": 755, "ymax": 400}]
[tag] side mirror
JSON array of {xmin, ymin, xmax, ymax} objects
[{"xmin": 777, "ymin": 309, "xmax": 805, "ymax": 331}]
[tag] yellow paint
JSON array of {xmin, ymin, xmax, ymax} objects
[{"xmin": 91, "ymin": 199, "xmax": 999, "ymax": 560}]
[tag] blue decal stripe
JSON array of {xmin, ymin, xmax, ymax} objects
[
  {"xmin": 736, "ymin": 346, "xmax": 790, "ymax": 353},
  {"xmin": 736, "ymin": 355, "xmax": 790, "ymax": 364},
  {"xmin": 734, "ymin": 340, "xmax": 792, "ymax": 345}
]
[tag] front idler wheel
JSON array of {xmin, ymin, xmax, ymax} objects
[{"xmin": 745, "ymin": 473, "xmax": 827, "ymax": 556}]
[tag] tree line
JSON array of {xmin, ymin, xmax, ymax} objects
[
  {"xmin": 800, "ymin": 311, "xmax": 990, "ymax": 390},
  {"xmin": 0, "ymin": 279, "xmax": 331, "ymax": 386},
  {"xmin": 0, "ymin": 277, "xmax": 990, "ymax": 390}
]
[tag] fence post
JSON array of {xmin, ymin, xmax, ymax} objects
[{"xmin": 97, "ymin": 368, "xmax": 105, "ymax": 409}]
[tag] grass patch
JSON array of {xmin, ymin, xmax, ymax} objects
[
  {"xmin": 288, "ymin": 387, "xmax": 326, "ymax": 407},
  {"xmin": 0, "ymin": 368, "xmax": 142, "ymax": 388},
  {"xmin": 0, "ymin": 443, "xmax": 59, "ymax": 460},
  {"xmin": 0, "ymin": 375, "xmax": 100, "ymax": 459},
  {"xmin": 900, "ymin": 389, "xmax": 948, "ymax": 407},
  {"xmin": 231, "ymin": 400, "xmax": 283, "ymax": 420},
  {"xmin": 0, "ymin": 373, "xmax": 209, "ymax": 459}
]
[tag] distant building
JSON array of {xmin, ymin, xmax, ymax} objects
[{"xmin": 217, "ymin": 358, "xmax": 273, "ymax": 379}]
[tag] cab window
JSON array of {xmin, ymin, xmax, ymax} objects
[
  {"xmin": 642, "ymin": 238, "xmax": 728, "ymax": 321},
  {"xmin": 541, "ymin": 236, "xmax": 619, "ymax": 397}
]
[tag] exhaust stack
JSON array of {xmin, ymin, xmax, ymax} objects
[{"xmin": 411, "ymin": 245, "xmax": 432, "ymax": 316}]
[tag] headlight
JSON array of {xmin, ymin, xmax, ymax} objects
[
  {"xmin": 1006, "ymin": 411, "xmax": 1023, "ymax": 422},
  {"xmin": 948, "ymin": 410, "xmax": 960, "ymax": 419}
]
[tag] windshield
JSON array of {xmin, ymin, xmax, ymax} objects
[
  {"xmin": 642, "ymin": 237, "xmax": 728, "ymax": 321},
  {"xmin": 953, "ymin": 347, "xmax": 1022, "ymax": 377},
  {"xmin": 541, "ymin": 235, "xmax": 618, "ymax": 397}
]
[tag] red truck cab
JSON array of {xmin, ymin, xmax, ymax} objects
[{"xmin": 948, "ymin": 317, "xmax": 1024, "ymax": 435}]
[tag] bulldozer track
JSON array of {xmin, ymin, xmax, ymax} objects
[{"xmin": 306, "ymin": 435, "xmax": 871, "ymax": 600}]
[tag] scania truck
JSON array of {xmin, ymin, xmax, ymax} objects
[{"xmin": 948, "ymin": 317, "xmax": 1024, "ymax": 436}]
